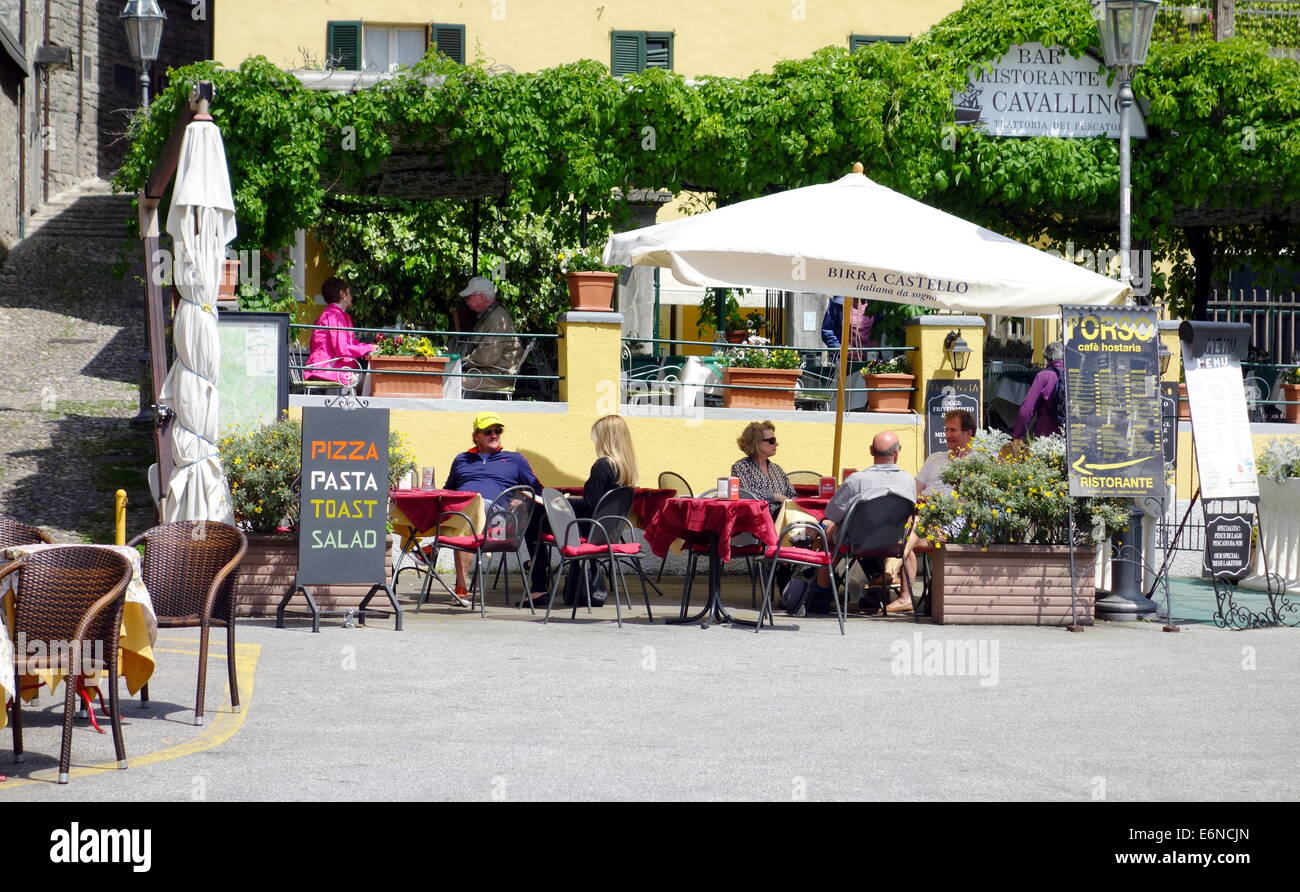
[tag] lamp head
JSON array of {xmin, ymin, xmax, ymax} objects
[
  {"xmin": 1094, "ymin": 0, "xmax": 1161, "ymax": 71},
  {"xmin": 944, "ymin": 330, "xmax": 973, "ymax": 377},
  {"xmin": 120, "ymin": 1, "xmax": 167, "ymax": 66}
]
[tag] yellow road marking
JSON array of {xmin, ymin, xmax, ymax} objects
[{"xmin": 0, "ymin": 641, "xmax": 260, "ymax": 790}]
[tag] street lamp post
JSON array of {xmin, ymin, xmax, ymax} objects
[
  {"xmin": 1094, "ymin": 0, "xmax": 1161, "ymax": 621},
  {"xmin": 120, "ymin": 0, "xmax": 166, "ymax": 110},
  {"xmin": 122, "ymin": 1, "xmax": 167, "ymax": 428}
]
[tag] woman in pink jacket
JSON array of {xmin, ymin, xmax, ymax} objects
[{"xmin": 306, "ymin": 277, "xmax": 375, "ymax": 386}]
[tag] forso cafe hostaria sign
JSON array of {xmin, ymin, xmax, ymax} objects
[{"xmin": 952, "ymin": 42, "xmax": 1148, "ymax": 139}]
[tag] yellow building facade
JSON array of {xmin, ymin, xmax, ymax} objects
[{"xmin": 213, "ymin": 0, "xmax": 964, "ymax": 78}]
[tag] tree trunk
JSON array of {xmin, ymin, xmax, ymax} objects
[{"xmin": 1185, "ymin": 226, "xmax": 1217, "ymax": 321}]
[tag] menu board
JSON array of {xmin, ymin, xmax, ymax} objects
[
  {"xmin": 297, "ymin": 406, "xmax": 390, "ymax": 585},
  {"xmin": 1062, "ymin": 306, "xmax": 1163, "ymax": 498},
  {"xmin": 1180, "ymin": 321, "xmax": 1259, "ymax": 500},
  {"xmin": 1160, "ymin": 381, "xmax": 1178, "ymax": 469},
  {"xmin": 924, "ymin": 380, "xmax": 981, "ymax": 457},
  {"xmin": 1202, "ymin": 509, "xmax": 1254, "ymax": 582}
]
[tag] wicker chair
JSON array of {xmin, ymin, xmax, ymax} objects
[
  {"xmin": 0, "ymin": 519, "xmax": 55, "ymax": 549},
  {"xmin": 126, "ymin": 522, "xmax": 248, "ymax": 726},
  {"xmin": 0, "ymin": 547, "xmax": 132, "ymax": 784}
]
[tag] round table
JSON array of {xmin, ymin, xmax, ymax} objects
[{"xmin": 644, "ymin": 497, "xmax": 777, "ymax": 626}]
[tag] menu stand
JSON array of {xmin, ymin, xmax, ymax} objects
[{"xmin": 276, "ymin": 578, "xmax": 402, "ymax": 633}]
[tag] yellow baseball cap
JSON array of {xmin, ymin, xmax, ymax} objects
[{"xmin": 473, "ymin": 412, "xmax": 504, "ymax": 431}]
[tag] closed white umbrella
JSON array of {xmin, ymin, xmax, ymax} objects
[
  {"xmin": 160, "ymin": 118, "xmax": 236, "ymax": 523},
  {"xmin": 605, "ymin": 169, "xmax": 1129, "ymax": 315}
]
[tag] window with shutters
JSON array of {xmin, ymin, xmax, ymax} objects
[
  {"xmin": 610, "ymin": 31, "xmax": 673, "ymax": 76},
  {"xmin": 849, "ymin": 34, "xmax": 909, "ymax": 51},
  {"xmin": 325, "ymin": 21, "xmax": 466, "ymax": 72},
  {"xmin": 431, "ymin": 24, "xmax": 465, "ymax": 64}
]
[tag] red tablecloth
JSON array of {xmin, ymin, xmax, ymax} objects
[
  {"xmin": 793, "ymin": 497, "xmax": 830, "ymax": 521},
  {"xmin": 644, "ymin": 497, "xmax": 777, "ymax": 562},
  {"xmin": 792, "ymin": 483, "xmax": 822, "ymax": 497},
  {"xmin": 555, "ymin": 486, "xmax": 677, "ymax": 526},
  {"xmin": 389, "ymin": 489, "xmax": 479, "ymax": 533}
]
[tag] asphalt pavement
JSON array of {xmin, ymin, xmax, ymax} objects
[{"xmin": 3, "ymin": 576, "xmax": 1297, "ymax": 801}]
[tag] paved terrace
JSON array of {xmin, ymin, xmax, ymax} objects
[{"xmin": 2, "ymin": 575, "xmax": 1296, "ymax": 802}]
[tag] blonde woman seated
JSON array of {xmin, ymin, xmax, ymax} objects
[{"xmin": 531, "ymin": 414, "xmax": 639, "ymax": 608}]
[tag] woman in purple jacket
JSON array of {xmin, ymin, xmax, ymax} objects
[{"xmin": 1011, "ymin": 340, "xmax": 1064, "ymax": 453}]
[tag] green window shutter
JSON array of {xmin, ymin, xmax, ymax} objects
[
  {"xmin": 611, "ymin": 30, "xmax": 644, "ymax": 76},
  {"xmin": 850, "ymin": 34, "xmax": 909, "ymax": 51},
  {"xmin": 644, "ymin": 32, "xmax": 673, "ymax": 70},
  {"xmin": 326, "ymin": 20, "xmax": 362, "ymax": 70},
  {"xmin": 431, "ymin": 23, "xmax": 465, "ymax": 64}
]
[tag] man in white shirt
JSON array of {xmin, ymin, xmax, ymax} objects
[
  {"xmin": 813, "ymin": 431, "xmax": 917, "ymax": 614},
  {"xmin": 916, "ymin": 410, "xmax": 977, "ymax": 498}
]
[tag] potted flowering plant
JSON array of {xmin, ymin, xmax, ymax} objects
[
  {"xmin": 558, "ymin": 247, "xmax": 618, "ymax": 312},
  {"xmin": 1280, "ymin": 366, "xmax": 1300, "ymax": 424},
  {"xmin": 717, "ymin": 343, "xmax": 803, "ymax": 410},
  {"xmin": 368, "ymin": 333, "xmax": 450, "ymax": 398},
  {"xmin": 696, "ymin": 288, "xmax": 748, "ymax": 341},
  {"xmin": 913, "ymin": 432, "xmax": 1129, "ymax": 625},
  {"xmin": 862, "ymin": 353, "xmax": 914, "ymax": 412},
  {"xmin": 219, "ymin": 420, "xmax": 416, "ymax": 615}
]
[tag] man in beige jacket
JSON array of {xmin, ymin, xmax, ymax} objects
[{"xmin": 459, "ymin": 276, "xmax": 523, "ymax": 392}]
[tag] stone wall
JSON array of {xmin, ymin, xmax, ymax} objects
[{"xmin": 0, "ymin": 0, "xmax": 210, "ymax": 251}]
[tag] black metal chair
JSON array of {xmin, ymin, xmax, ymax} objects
[
  {"xmin": 540, "ymin": 488, "xmax": 654, "ymax": 628},
  {"xmin": 653, "ymin": 472, "xmax": 693, "ymax": 583},
  {"xmin": 832, "ymin": 494, "xmax": 918, "ymax": 621},
  {"xmin": 756, "ymin": 520, "xmax": 842, "ymax": 633},
  {"xmin": 419, "ymin": 484, "xmax": 535, "ymax": 616},
  {"xmin": 784, "ymin": 470, "xmax": 826, "ymax": 489}
]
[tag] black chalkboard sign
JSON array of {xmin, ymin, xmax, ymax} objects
[
  {"xmin": 1202, "ymin": 511, "xmax": 1253, "ymax": 582},
  {"xmin": 924, "ymin": 380, "xmax": 981, "ymax": 457},
  {"xmin": 1062, "ymin": 306, "xmax": 1163, "ymax": 499},
  {"xmin": 297, "ymin": 406, "xmax": 390, "ymax": 585}
]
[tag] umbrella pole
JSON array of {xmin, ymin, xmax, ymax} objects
[{"xmin": 831, "ymin": 296, "xmax": 853, "ymax": 477}]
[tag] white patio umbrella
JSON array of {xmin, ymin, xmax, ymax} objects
[
  {"xmin": 605, "ymin": 165, "xmax": 1131, "ymax": 472},
  {"xmin": 160, "ymin": 118, "xmax": 237, "ymax": 523},
  {"xmin": 605, "ymin": 168, "xmax": 1129, "ymax": 315}
]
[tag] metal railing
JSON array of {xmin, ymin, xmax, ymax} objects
[
  {"xmin": 290, "ymin": 323, "xmax": 563, "ymax": 399},
  {"xmin": 621, "ymin": 337, "xmax": 917, "ymax": 409}
]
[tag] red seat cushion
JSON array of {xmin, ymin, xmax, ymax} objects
[
  {"xmin": 425, "ymin": 535, "xmax": 481, "ymax": 552},
  {"xmin": 560, "ymin": 542, "xmax": 643, "ymax": 558},
  {"xmin": 762, "ymin": 545, "xmax": 831, "ymax": 565}
]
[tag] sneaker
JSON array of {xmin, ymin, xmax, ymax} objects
[{"xmin": 451, "ymin": 586, "xmax": 471, "ymax": 608}]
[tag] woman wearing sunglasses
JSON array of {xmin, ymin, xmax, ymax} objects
[{"xmin": 731, "ymin": 421, "xmax": 795, "ymax": 511}]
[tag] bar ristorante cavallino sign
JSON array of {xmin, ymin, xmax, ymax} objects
[{"xmin": 1062, "ymin": 306, "xmax": 1164, "ymax": 499}]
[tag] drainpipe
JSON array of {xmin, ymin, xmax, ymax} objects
[
  {"xmin": 17, "ymin": 0, "xmax": 27, "ymax": 238},
  {"xmin": 41, "ymin": 0, "xmax": 49, "ymax": 203}
]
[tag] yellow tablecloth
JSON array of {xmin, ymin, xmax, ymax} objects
[{"xmin": 0, "ymin": 544, "xmax": 157, "ymax": 729}]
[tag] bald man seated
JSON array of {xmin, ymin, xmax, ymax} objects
[{"xmin": 812, "ymin": 430, "xmax": 918, "ymax": 615}]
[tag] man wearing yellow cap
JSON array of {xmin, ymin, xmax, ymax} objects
[{"xmin": 442, "ymin": 412, "xmax": 544, "ymax": 606}]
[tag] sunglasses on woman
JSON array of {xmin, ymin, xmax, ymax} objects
[{"xmin": 761, "ymin": 437, "xmax": 778, "ymax": 445}]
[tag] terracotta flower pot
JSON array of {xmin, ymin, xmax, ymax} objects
[
  {"xmin": 721, "ymin": 367, "xmax": 802, "ymax": 410},
  {"xmin": 866, "ymin": 373, "xmax": 914, "ymax": 412},
  {"xmin": 1282, "ymin": 383, "xmax": 1300, "ymax": 424},
  {"xmin": 566, "ymin": 271, "xmax": 617, "ymax": 312},
  {"xmin": 368, "ymin": 355, "xmax": 450, "ymax": 398},
  {"xmin": 931, "ymin": 543, "xmax": 1097, "ymax": 626},
  {"xmin": 725, "ymin": 330, "xmax": 749, "ymax": 344},
  {"xmin": 234, "ymin": 531, "xmax": 393, "ymax": 617},
  {"xmin": 219, "ymin": 259, "xmax": 240, "ymax": 297}
]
